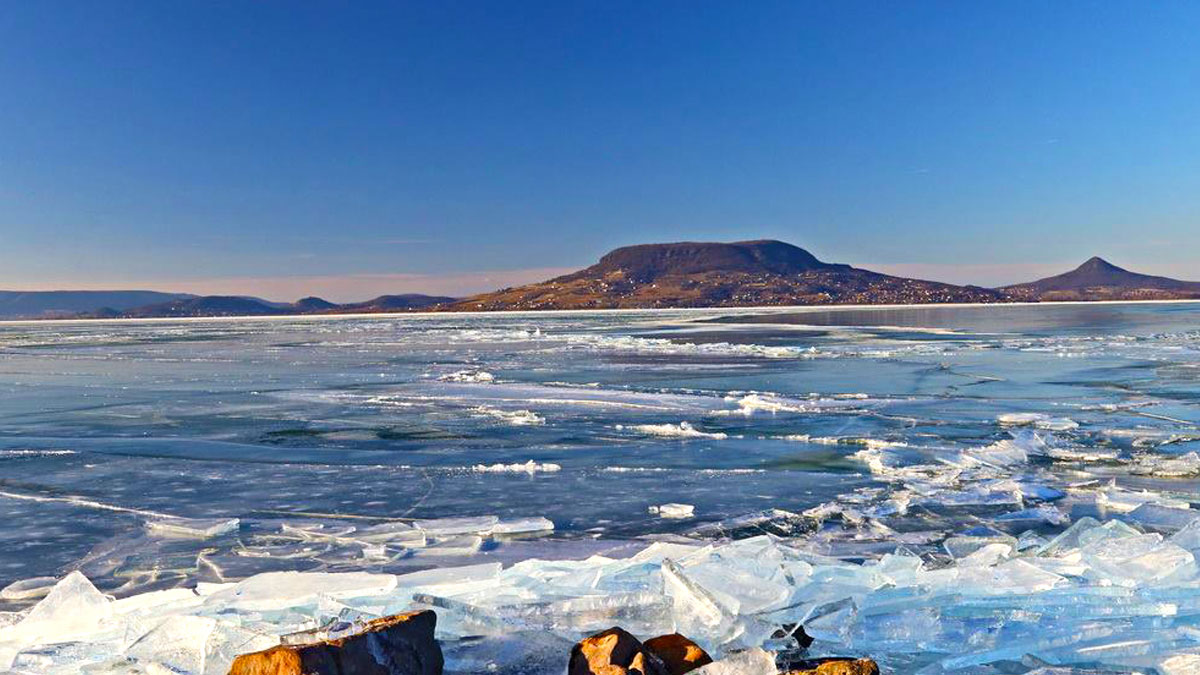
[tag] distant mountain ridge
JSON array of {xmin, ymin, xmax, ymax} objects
[
  {"xmin": 0, "ymin": 290, "xmax": 193, "ymax": 318},
  {"xmin": 5, "ymin": 243, "xmax": 1198, "ymax": 319},
  {"xmin": 1003, "ymin": 257, "xmax": 1200, "ymax": 301},
  {"xmin": 110, "ymin": 293, "xmax": 456, "ymax": 318},
  {"xmin": 119, "ymin": 296, "xmax": 291, "ymax": 318}
]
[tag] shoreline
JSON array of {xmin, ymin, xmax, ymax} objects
[{"xmin": 2, "ymin": 297, "xmax": 1199, "ymax": 326}]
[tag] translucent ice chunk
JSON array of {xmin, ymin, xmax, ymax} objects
[
  {"xmin": 145, "ymin": 517, "xmax": 240, "ymax": 539},
  {"xmin": 395, "ymin": 562, "xmax": 502, "ymax": 589},
  {"xmin": 441, "ymin": 631, "xmax": 574, "ymax": 675},
  {"xmin": 413, "ymin": 534, "xmax": 484, "ymax": 556},
  {"xmin": 204, "ymin": 571, "xmax": 396, "ymax": 611},
  {"xmin": 996, "ymin": 505, "xmax": 1069, "ymax": 525},
  {"xmin": 353, "ymin": 521, "xmax": 428, "ymax": 546},
  {"xmin": 1171, "ymin": 517, "xmax": 1200, "ymax": 552},
  {"xmin": 1158, "ymin": 653, "xmax": 1200, "ymax": 675},
  {"xmin": 956, "ymin": 543, "xmax": 1013, "ymax": 567},
  {"xmin": 1127, "ymin": 503, "xmax": 1200, "ymax": 533},
  {"xmin": 493, "ymin": 517, "xmax": 556, "ymax": 534},
  {"xmin": 111, "ymin": 587, "xmax": 202, "ymax": 617},
  {"xmin": 944, "ymin": 533, "xmax": 1018, "ymax": 560},
  {"xmin": 413, "ymin": 515, "xmax": 500, "ymax": 536},
  {"xmin": 279, "ymin": 520, "xmax": 358, "ymax": 541},
  {"xmin": 692, "ymin": 648, "xmax": 777, "ymax": 675},
  {"xmin": 1130, "ymin": 451, "xmax": 1200, "ymax": 477},
  {"xmin": 1038, "ymin": 517, "xmax": 1102, "ymax": 556},
  {"xmin": 661, "ymin": 558, "xmax": 741, "ymax": 645},
  {"xmin": 690, "ymin": 509, "xmax": 812, "ymax": 539},
  {"xmin": 650, "ymin": 503, "xmax": 696, "ymax": 519},
  {"xmin": 124, "ymin": 615, "xmax": 216, "ymax": 673},
  {"xmin": 2, "ymin": 571, "xmax": 113, "ymax": 645},
  {"xmin": 1083, "ymin": 537, "xmax": 1197, "ymax": 586},
  {"xmin": 0, "ymin": 576, "xmax": 58, "ymax": 602},
  {"xmin": 204, "ymin": 621, "xmax": 278, "ymax": 675}
]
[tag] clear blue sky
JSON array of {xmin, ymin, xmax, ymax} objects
[{"xmin": 2, "ymin": 1, "xmax": 1198, "ymax": 300}]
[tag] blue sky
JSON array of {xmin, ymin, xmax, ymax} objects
[{"xmin": 2, "ymin": 1, "xmax": 1199, "ymax": 300}]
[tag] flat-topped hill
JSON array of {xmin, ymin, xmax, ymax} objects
[{"xmin": 451, "ymin": 240, "xmax": 1004, "ymax": 310}]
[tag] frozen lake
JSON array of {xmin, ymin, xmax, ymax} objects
[{"xmin": 2, "ymin": 302, "xmax": 1200, "ymax": 673}]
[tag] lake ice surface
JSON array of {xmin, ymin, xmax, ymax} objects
[{"xmin": 1, "ymin": 303, "xmax": 1200, "ymax": 673}]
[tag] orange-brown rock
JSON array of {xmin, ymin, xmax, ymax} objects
[
  {"xmin": 784, "ymin": 657, "xmax": 879, "ymax": 675},
  {"xmin": 642, "ymin": 634, "xmax": 713, "ymax": 675},
  {"xmin": 569, "ymin": 627, "xmax": 667, "ymax": 675},
  {"xmin": 228, "ymin": 610, "xmax": 443, "ymax": 675}
]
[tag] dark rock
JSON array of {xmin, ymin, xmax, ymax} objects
[
  {"xmin": 228, "ymin": 610, "xmax": 443, "ymax": 675},
  {"xmin": 643, "ymin": 634, "xmax": 713, "ymax": 675},
  {"xmin": 771, "ymin": 623, "xmax": 814, "ymax": 650},
  {"xmin": 569, "ymin": 627, "xmax": 666, "ymax": 675}
]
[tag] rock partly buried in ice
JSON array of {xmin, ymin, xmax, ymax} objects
[
  {"xmin": 649, "ymin": 504, "xmax": 695, "ymax": 519},
  {"xmin": 782, "ymin": 658, "xmax": 879, "ymax": 675},
  {"xmin": 229, "ymin": 610, "xmax": 443, "ymax": 675},
  {"xmin": 569, "ymin": 627, "xmax": 666, "ymax": 675},
  {"xmin": 643, "ymin": 633, "xmax": 713, "ymax": 675}
]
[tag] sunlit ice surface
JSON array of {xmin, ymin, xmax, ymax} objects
[{"xmin": 1, "ymin": 302, "xmax": 1199, "ymax": 673}]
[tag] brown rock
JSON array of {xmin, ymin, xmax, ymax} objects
[
  {"xmin": 569, "ymin": 627, "xmax": 666, "ymax": 675},
  {"xmin": 228, "ymin": 610, "xmax": 443, "ymax": 675},
  {"xmin": 642, "ymin": 634, "xmax": 713, "ymax": 675},
  {"xmin": 784, "ymin": 657, "xmax": 880, "ymax": 675}
]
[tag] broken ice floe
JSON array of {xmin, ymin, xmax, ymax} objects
[
  {"xmin": 471, "ymin": 405, "xmax": 547, "ymax": 425},
  {"xmin": 649, "ymin": 503, "xmax": 695, "ymax": 519},
  {"xmin": 438, "ymin": 370, "xmax": 497, "ymax": 383},
  {"xmin": 12, "ymin": 510, "xmax": 1200, "ymax": 674},
  {"xmin": 146, "ymin": 517, "xmax": 240, "ymax": 539},
  {"xmin": 997, "ymin": 412, "xmax": 1079, "ymax": 431},
  {"xmin": 618, "ymin": 422, "xmax": 728, "ymax": 440}
]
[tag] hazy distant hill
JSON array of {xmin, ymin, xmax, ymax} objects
[
  {"xmin": 1003, "ymin": 257, "xmax": 1200, "ymax": 301},
  {"xmin": 0, "ymin": 290, "xmax": 192, "ymax": 318},
  {"xmin": 450, "ymin": 240, "xmax": 1005, "ymax": 310},
  {"xmin": 110, "ymin": 293, "xmax": 456, "ymax": 318},
  {"xmin": 119, "ymin": 296, "xmax": 289, "ymax": 318},
  {"xmin": 292, "ymin": 296, "xmax": 339, "ymax": 312},
  {"xmin": 337, "ymin": 294, "xmax": 457, "ymax": 312}
]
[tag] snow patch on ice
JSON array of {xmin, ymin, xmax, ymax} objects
[
  {"xmin": 471, "ymin": 460, "xmax": 562, "ymax": 474},
  {"xmin": 618, "ymin": 422, "xmax": 728, "ymax": 440}
]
